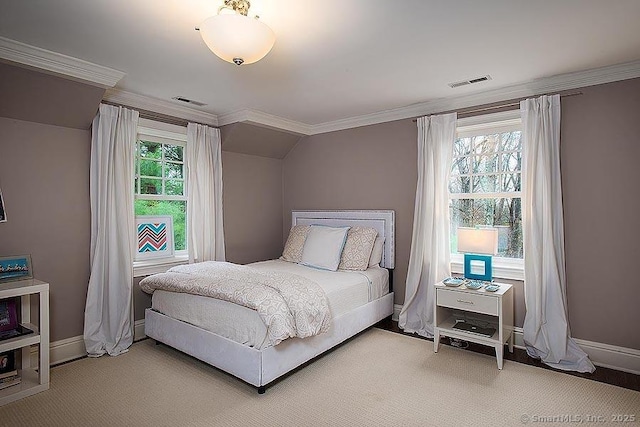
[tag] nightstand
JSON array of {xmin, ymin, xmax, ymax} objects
[{"xmin": 433, "ymin": 281, "xmax": 513, "ymax": 369}]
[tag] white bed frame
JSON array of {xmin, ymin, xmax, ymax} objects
[{"xmin": 145, "ymin": 210, "xmax": 395, "ymax": 393}]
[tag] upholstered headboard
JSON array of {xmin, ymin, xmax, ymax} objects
[{"xmin": 291, "ymin": 210, "xmax": 395, "ymax": 269}]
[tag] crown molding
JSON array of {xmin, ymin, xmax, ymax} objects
[
  {"xmin": 4, "ymin": 34, "xmax": 637, "ymax": 136},
  {"xmin": 220, "ymin": 56, "xmax": 640, "ymax": 135},
  {"xmin": 218, "ymin": 109, "xmax": 311, "ymax": 135},
  {"xmin": 103, "ymin": 89, "xmax": 219, "ymax": 127},
  {"xmin": 0, "ymin": 36, "xmax": 125, "ymax": 88},
  {"xmin": 307, "ymin": 59, "xmax": 640, "ymax": 135}
]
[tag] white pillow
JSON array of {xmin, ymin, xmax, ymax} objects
[
  {"xmin": 301, "ymin": 225, "xmax": 350, "ymax": 271},
  {"xmin": 368, "ymin": 236, "xmax": 385, "ymax": 268}
]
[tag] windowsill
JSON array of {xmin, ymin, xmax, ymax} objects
[
  {"xmin": 134, "ymin": 254, "xmax": 189, "ymax": 278},
  {"xmin": 450, "ymin": 253, "xmax": 524, "ymax": 281}
]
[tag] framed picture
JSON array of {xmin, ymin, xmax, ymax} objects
[
  {"xmin": 0, "ymin": 188, "xmax": 6, "ymax": 223},
  {"xmin": 135, "ymin": 215, "xmax": 174, "ymax": 260},
  {"xmin": 0, "ymin": 299, "xmax": 18, "ymax": 333},
  {"xmin": 0, "ymin": 255, "xmax": 32, "ymax": 282},
  {"xmin": 0, "ymin": 351, "xmax": 15, "ymax": 374}
]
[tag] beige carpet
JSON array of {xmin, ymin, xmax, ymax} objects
[{"xmin": 0, "ymin": 329, "xmax": 638, "ymax": 426}]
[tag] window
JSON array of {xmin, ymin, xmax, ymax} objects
[
  {"xmin": 134, "ymin": 126, "xmax": 187, "ymax": 264},
  {"xmin": 449, "ymin": 113, "xmax": 523, "ymax": 278}
]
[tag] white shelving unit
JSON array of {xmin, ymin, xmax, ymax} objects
[
  {"xmin": 433, "ymin": 281, "xmax": 513, "ymax": 369},
  {"xmin": 0, "ymin": 279, "xmax": 49, "ymax": 406}
]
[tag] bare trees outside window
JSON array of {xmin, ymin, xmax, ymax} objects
[{"xmin": 450, "ymin": 130, "xmax": 523, "ymax": 259}]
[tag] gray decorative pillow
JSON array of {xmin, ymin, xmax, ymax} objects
[
  {"xmin": 280, "ymin": 225, "xmax": 311, "ymax": 263},
  {"xmin": 338, "ymin": 226, "xmax": 378, "ymax": 271}
]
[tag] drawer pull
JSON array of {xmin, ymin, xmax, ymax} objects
[{"xmin": 457, "ymin": 299, "xmax": 474, "ymax": 305}]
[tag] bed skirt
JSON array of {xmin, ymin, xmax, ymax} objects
[{"xmin": 145, "ymin": 292, "xmax": 394, "ymax": 389}]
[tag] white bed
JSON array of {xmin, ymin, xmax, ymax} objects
[{"xmin": 144, "ymin": 210, "xmax": 395, "ymax": 393}]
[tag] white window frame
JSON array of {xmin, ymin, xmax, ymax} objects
[
  {"xmin": 450, "ymin": 110, "xmax": 524, "ymax": 281},
  {"xmin": 133, "ymin": 119, "xmax": 189, "ymax": 277}
]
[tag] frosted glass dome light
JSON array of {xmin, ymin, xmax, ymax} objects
[{"xmin": 197, "ymin": 1, "xmax": 275, "ymax": 66}]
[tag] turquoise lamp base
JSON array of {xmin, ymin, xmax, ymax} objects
[{"xmin": 463, "ymin": 253, "xmax": 493, "ymax": 281}]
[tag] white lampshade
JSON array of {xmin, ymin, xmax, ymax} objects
[
  {"xmin": 457, "ymin": 227, "xmax": 498, "ymax": 255},
  {"xmin": 199, "ymin": 14, "xmax": 275, "ymax": 65}
]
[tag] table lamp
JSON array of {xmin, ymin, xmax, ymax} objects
[{"xmin": 457, "ymin": 227, "xmax": 498, "ymax": 281}]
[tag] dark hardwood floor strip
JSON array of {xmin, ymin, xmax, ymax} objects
[{"xmin": 375, "ymin": 319, "xmax": 640, "ymax": 392}]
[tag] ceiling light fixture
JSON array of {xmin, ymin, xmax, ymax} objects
[{"xmin": 196, "ymin": 0, "xmax": 275, "ymax": 66}]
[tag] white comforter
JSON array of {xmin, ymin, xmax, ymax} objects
[{"xmin": 139, "ymin": 261, "xmax": 331, "ymax": 346}]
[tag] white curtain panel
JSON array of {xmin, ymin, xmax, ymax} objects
[
  {"xmin": 399, "ymin": 113, "xmax": 457, "ymax": 337},
  {"xmin": 84, "ymin": 104, "xmax": 138, "ymax": 357},
  {"xmin": 521, "ymin": 95, "xmax": 594, "ymax": 373},
  {"xmin": 186, "ymin": 123, "xmax": 225, "ymax": 263}
]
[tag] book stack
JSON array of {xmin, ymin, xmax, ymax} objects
[{"xmin": 0, "ymin": 369, "xmax": 21, "ymax": 390}]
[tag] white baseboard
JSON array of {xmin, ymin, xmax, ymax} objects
[
  {"xmin": 392, "ymin": 304, "xmax": 401, "ymax": 322},
  {"xmin": 49, "ymin": 335, "xmax": 87, "ymax": 365},
  {"xmin": 39, "ymin": 320, "xmax": 148, "ymax": 366},
  {"xmin": 134, "ymin": 319, "xmax": 147, "ymax": 342},
  {"xmin": 393, "ymin": 304, "xmax": 640, "ymax": 375},
  {"xmin": 42, "ymin": 311, "xmax": 640, "ymax": 376},
  {"xmin": 511, "ymin": 328, "xmax": 640, "ymax": 375}
]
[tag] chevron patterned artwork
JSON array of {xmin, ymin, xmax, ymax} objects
[
  {"xmin": 138, "ymin": 222, "xmax": 167, "ymax": 252},
  {"xmin": 135, "ymin": 215, "xmax": 174, "ymax": 260}
]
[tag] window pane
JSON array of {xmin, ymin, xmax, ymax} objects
[
  {"xmin": 135, "ymin": 200, "xmax": 186, "ymax": 251},
  {"xmin": 453, "ymin": 137, "xmax": 473, "ymax": 157},
  {"xmin": 473, "ymin": 155, "xmax": 498, "ymax": 174},
  {"xmin": 140, "ymin": 178, "xmax": 162, "ymax": 195},
  {"xmin": 501, "ymin": 152, "xmax": 521, "ymax": 172},
  {"xmin": 140, "ymin": 159, "xmax": 162, "ymax": 177},
  {"xmin": 500, "ymin": 173, "xmax": 521, "ymax": 192},
  {"xmin": 165, "ymin": 179, "xmax": 184, "ymax": 196},
  {"xmin": 449, "ymin": 176, "xmax": 471, "ymax": 194},
  {"xmin": 472, "ymin": 174, "xmax": 498, "ymax": 193},
  {"xmin": 472, "ymin": 134, "xmax": 499, "ymax": 155},
  {"xmin": 164, "ymin": 145, "xmax": 183, "ymax": 162},
  {"xmin": 450, "ymin": 198, "xmax": 523, "ymax": 258},
  {"xmin": 500, "ymin": 131, "xmax": 522, "ymax": 151},
  {"xmin": 451, "ymin": 156, "xmax": 469, "ymax": 176},
  {"xmin": 164, "ymin": 162, "xmax": 183, "ymax": 179},
  {"xmin": 139, "ymin": 141, "xmax": 161, "ymax": 159}
]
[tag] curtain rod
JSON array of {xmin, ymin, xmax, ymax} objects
[
  {"xmin": 411, "ymin": 90, "xmax": 583, "ymax": 122},
  {"xmin": 100, "ymin": 101, "xmax": 217, "ymax": 128}
]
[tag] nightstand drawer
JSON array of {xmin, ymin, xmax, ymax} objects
[{"xmin": 436, "ymin": 289, "xmax": 498, "ymax": 316}]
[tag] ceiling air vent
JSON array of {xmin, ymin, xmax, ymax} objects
[
  {"xmin": 448, "ymin": 75, "xmax": 492, "ymax": 89},
  {"xmin": 171, "ymin": 96, "xmax": 207, "ymax": 107}
]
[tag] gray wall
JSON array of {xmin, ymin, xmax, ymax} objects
[
  {"xmin": 222, "ymin": 151, "xmax": 284, "ymax": 265},
  {"xmin": 0, "ymin": 117, "xmax": 92, "ymax": 342},
  {"xmin": 283, "ymin": 120, "xmax": 417, "ymax": 308},
  {"xmin": 1, "ymin": 119, "xmax": 286, "ymax": 337},
  {"xmin": 283, "ymin": 77, "xmax": 640, "ymax": 351},
  {"xmin": 560, "ymin": 78, "xmax": 640, "ymax": 348}
]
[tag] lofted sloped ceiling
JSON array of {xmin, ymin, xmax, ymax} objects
[
  {"xmin": 0, "ymin": 61, "xmax": 105, "ymax": 130},
  {"xmin": 220, "ymin": 122, "xmax": 302, "ymax": 159},
  {"xmin": 0, "ymin": 60, "xmax": 300, "ymax": 159}
]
